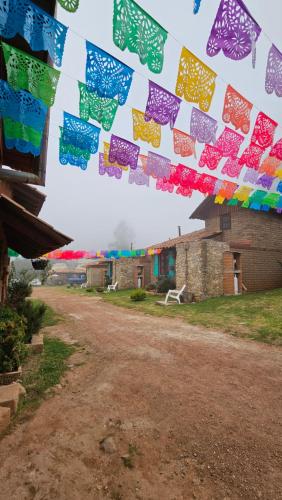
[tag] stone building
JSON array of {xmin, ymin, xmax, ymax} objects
[
  {"xmin": 112, "ymin": 256, "xmax": 152, "ymax": 290},
  {"xmin": 151, "ymin": 196, "xmax": 282, "ymax": 301}
]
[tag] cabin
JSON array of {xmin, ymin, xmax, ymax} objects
[{"xmin": 0, "ymin": 0, "xmax": 72, "ymax": 303}]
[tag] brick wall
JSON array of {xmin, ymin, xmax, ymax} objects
[{"xmin": 203, "ymin": 207, "xmax": 282, "ymax": 292}]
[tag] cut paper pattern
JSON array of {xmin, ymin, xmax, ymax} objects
[
  {"xmin": 198, "ymin": 144, "xmax": 222, "ymax": 170},
  {"xmin": 197, "ymin": 174, "xmax": 217, "ymax": 195},
  {"xmin": 173, "ymin": 129, "xmax": 196, "ymax": 157},
  {"xmin": 63, "ymin": 112, "xmax": 100, "ymax": 154},
  {"xmin": 176, "ymin": 186, "xmax": 193, "ymax": 197},
  {"xmin": 275, "ymin": 167, "xmax": 282, "ymax": 180},
  {"xmin": 103, "ymin": 142, "xmax": 128, "ymax": 171},
  {"xmin": 265, "ymin": 45, "xmax": 282, "ymax": 97},
  {"xmin": 99, "ymin": 153, "xmax": 122, "ymax": 179},
  {"xmin": 146, "ymin": 152, "xmax": 171, "ymax": 179},
  {"xmin": 193, "ymin": 0, "xmax": 202, "ymax": 14},
  {"xmin": 242, "ymin": 190, "xmax": 266, "ymax": 210},
  {"xmin": 190, "ymin": 107, "xmax": 218, "ymax": 144},
  {"xmin": 270, "ymin": 139, "xmax": 282, "ymax": 161},
  {"xmin": 132, "ymin": 108, "xmax": 161, "ymax": 147},
  {"xmin": 78, "ymin": 82, "xmax": 118, "ymax": 132},
  {"xmin": 156, "ymin": 178, "xmax": 174, "ymax": 193},
  {"xmin": 0, "ymin": 0, "xmax": 68, "ymax": 66},
  {"xmin": 221, "ymin": 157, "xmax": 243, "ymax": 178},
  {"xmin": 175, "ymin": 47, "xmax": 216, "ymax": 112},
  {"xmin": 2, "ymin": 42, "xmax": 60, "ymax": 107},
  {"xmin": 59, "ymin": 135, "xmax": 91, "ymax": 170},
  {"xmin": 239, "ymin": 143, "xmax": 264, "ymax": 170},
  {"xmin": 177, "ymin": 165, "xmax": 201, "ymax": 190},
  {"xmin": 259, "ymin": 156, "xmax": 281, "ymax": 176},
  {"xmin": 256, "ymin": 174, "xmax": 275, "ymax": 190},
  {"xmin": 214, "ymin": 127, "xmax": 244, "ymax": 157},
  {"xmin": 261, "ymin": 193, "xmax": 280, "ymax": 209},
  {"xmin": 222, "ymin": 85, "xmax": 253, "ymax": 134},
  {"xmin": 86, "ymin": 41, "xmax": 134, "ymax": 105},
  {"xmin": 0, "ymin": 80, "xmax": 47, "ymax": 133},
  {"xmin": 243, "ymin": 168, "xmax": 259, "ymax": 184},
  {"xmin": 213, "ymin": 179, "xmax": 223, "ymax": 195},
  {"xmin": 113, "ymin": 0, "xmax": 168, "ymax": 74},
  {"xmin": 128, "ymin": 164, "xmax": 150, "ymax": 186},
  {"xmin": 233, "ymin": 186, "xmax": 252, "ymax": 202},
  {"xmin": 57, "ymin": 0, "xmax": 79, "ymax": 13},
  {"xmin": 217, "ymin": 180, "xmax": 238, "ymax": 200},
  {"xmin": 3, "ymin": 117, "xmax": 42, "ymax": 156},
  {"xmin": 251, "ymin": 112, "xmax": 277, "ymax": 149},
  {"xmin": 206, "ymin": 0, "xmax": 261, "ymax": 67},
  {"xmin": 145, "ymin": 81, "xmax": 181, "ymax": 129},
  {"xmin": 109, "ymin": 135, "xmax": 140, "ymax": 169},
  {"xmin": 277, "ymin": 181, "xmax": 282, "ymax": 194}
]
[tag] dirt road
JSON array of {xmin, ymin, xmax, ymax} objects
[{"xmin": 0, "ymin": 288, "xmax": 281, "ymax": 500}]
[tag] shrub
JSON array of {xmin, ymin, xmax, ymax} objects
[
  {"xmin": 130, "ymin": 289, "xmax": 147, "ymax": 302},
  {"xmin": 7, "ymin": 279, "xmax": 32, "ymax": 311},
  {"xmin": 21, "ymin": 300, "xmax": 47, "ymax": 344},
  {"xmin": 145, "ymin": 283, "xmax": 157, "ymax": 292},
  {"xmin": 0, "ymin": 306, "xmax": 27, "ymax": 373},
  {"xmin": 156, "ymin": 278, "xmax": 176, "ymax": 294}
]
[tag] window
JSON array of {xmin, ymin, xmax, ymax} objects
[{"xmin": 220, "ymin": 214, "xmax": 231, "ymax": 230}]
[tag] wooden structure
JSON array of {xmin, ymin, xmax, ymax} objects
[{"xmin": 0, "ymin": 1, "xmax": 72, "ymax": 303}]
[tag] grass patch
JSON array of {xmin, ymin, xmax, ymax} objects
[
  {"xmin": 101, "ymin": 288, "xmax": 282, "ymax": 346},
  {"xmin": 18, "ymin": 336, "xmax": 75, "ymax": 417}
]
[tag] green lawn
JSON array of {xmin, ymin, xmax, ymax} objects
[{"xmin": 100, "ymin": 288, "xmax": 282, "ymax": 345}]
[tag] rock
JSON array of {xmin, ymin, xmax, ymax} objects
[
  {"xmin": 0, "ymin": 382, "xmax": 26, "ymax": 415},
  {"xmin": 99, "ymin": 436, "xmax": 116, "ymax": 454}
]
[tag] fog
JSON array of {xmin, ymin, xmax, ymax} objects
[{"xmin": 39, "ymin": 0, "xmax": 282, "ymax": 250}]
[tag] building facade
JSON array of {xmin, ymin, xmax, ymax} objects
[{"xmin": 190, "ymin": 197, "xmax": 282, "ymax": 293}]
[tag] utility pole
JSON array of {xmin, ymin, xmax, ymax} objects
[{"xmin": 178, "ymin": 226, "xmax": 181, "ymax": 237}]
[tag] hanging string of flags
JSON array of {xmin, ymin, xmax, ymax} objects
[
  {"xmin": 1, "ymin": 0, "xmax": 282, "ymax": 214},
  {"xmin": 44, "ymin": 248, "xmax": 162, "ymax": 260}
]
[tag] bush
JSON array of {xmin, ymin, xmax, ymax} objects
[
  {"xmin": 156, "ymin": 278, "xmax": 176, "ymax": 294},
  {"xmin": 145, "ymin": 283, "xmax": 157, "ymax": 292},
  {"xmin": 130, "ymin": 289, "xmax": 147, "ymax": 302},
  {"xmin": 8, "ymin": 278, "xmax": 32, "ymax": 311},
  {"xmin": 0, "ymin": 306, "xmax": 27, "ymax": 373},
  {"xmin": 21, "ymin": 300, "xmax": 47, "ymax": 344}
]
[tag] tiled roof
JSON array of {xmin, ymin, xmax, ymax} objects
[{"xmin": 150, "ymin": 229, "xmax": 222, "ymax": 249}]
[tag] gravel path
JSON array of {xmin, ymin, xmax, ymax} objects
[{"xmin": 0, "ymin": 287, "xmax": 281, "ymax": 500}]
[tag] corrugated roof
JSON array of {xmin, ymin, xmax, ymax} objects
[{"xmin": 150, "ymin": 229, "xmax": 222, "ymax": 249}]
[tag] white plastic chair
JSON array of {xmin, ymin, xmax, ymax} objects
[
  {"xmin": 165, "ymin": 284, "xmax": 186, "ymax": 305},
  {"xmin": 107, "ymin": 281, "xmax": 118, "ymax": 292}
]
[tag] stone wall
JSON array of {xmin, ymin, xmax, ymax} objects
[
  {"xmin": 176, "ymin": 240, "xmax": 229, "ymax": 302},
  {"xmin": 112, "ymin": 257, "xmax": 152, "ymax": 289}
]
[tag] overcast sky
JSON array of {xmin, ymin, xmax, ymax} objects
[{"xmin": 39, "ymin": 0, "xmax": 282, "ymax": 250}]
